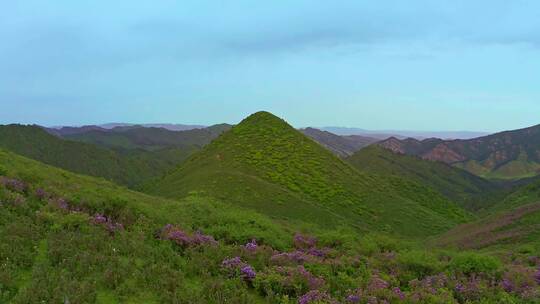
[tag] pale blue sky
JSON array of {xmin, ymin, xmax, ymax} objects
[{"xmin": 1, "ymin": 1, "xmax": 539, "ymax": 131}]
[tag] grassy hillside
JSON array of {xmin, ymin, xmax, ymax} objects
[
  {"xmin": 437, "ymin": 177, "xmax": 540, "ymax": 250},
  {"xmin": 347, "ymin": 145, "xmax": 499, "ymax": 211},
  {"xmin": 148, "ymin": 112, "xmax": 471, "ymax": 237},
  {"xmin": 0, "ymin": 125, "xmax": 194, "ymax": 187},
  {"xmin": 1, "ymin": 149, "xmax": 539, "ymax": 303},
  {"xmin": 64, "ymin": 124, "xmax": 231, "ymax": 151}
]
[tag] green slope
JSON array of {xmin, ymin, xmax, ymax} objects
[
  {"xmin": 147, "ymin": 112, "xmax": 471, "ymax": 237},
  {"xmin": 2, "ymin": 149, "xmax": 536, "ymax": 303},
  {"xmin": 347, "ymin": 145, "xmax": 498, "ymax": 211},
  {"xmin": 0, "ymin": 148, "xmax": 297, "ymax": 303},
  {"xmin": 0, "ymin": 124, "xmax": 194, "ymax": 187},
  {"xmin": 437, "ymin": 177, "xmax": 540, "ymax": 250}
]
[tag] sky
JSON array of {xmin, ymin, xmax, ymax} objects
[{"xmin": 1, "ymin": 1, "xmax": 539, "ymax": 132}]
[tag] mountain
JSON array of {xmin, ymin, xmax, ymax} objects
[
  {"xmin": 0, "ymin": 124, "xmax": 194, "ymax": 187},
  {"xmin": 147, "ymin": 111, "xmax": 470, "ymax": 237},
  {"xmin": 378, "ymin": 124, "xmax": 540, "ymax": 180},
  {"xmin": 45, "ymin": 125, "xmax": 108, "ymax": 136},
  {"xmin": 300, "ymin": 127, "xmax": 378, "ymax": 157},
  {"xmin": 347, "ymin": 145, "xmax": 499, "ymax": 210},
  {"xmin": 321, "ymin": 127, "xmax": 490, "ymax": 140},
  {"xmin": 99, "ymin": 122, "xmax": 206, "ymax": 131},
  {"xmin": 62, "ymin": 124, "xmax": 231, "ymax": 151}
]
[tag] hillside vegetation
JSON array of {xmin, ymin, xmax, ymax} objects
[
  {"xmin": 347, "ymin": 145, "xmax": 499, "ymax": 211},
  {"xmin": 0, "ymin": 125, "xmax": 194, "ymax": 187},
  {"xmin": 1, "ymin": 148, "xmax": 539, "ymax": 303},
  {"xmin": 148, "ymin": 112, "xmax": 471, "ymax": 237}
]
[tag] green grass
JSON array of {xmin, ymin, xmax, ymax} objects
[{"xmin": 148, "ymin": 112, "xmax": 471, "ymax": 237}]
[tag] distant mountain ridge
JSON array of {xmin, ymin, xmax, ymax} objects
[
  {"xmin": 378, "ymin": 124, "xmax": 540, "ymax": 180},
  {"xmin": 300, "ymin": 127, "xmax": 378, "ymax": 157},
  {"xmin": 321, "ymin": 127, "xmax": 490, "ymax": 140},
  {"xmin": 61, "ymin": 124, "xmax": 232, "ymax": 151}
]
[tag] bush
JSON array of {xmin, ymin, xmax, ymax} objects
[
  {"xmin": 449, "ymin": 252, "xmax": 502, "ymax": 276},
  {"xmin": 398, "ymin": 250, "xmax": 441, "ymax": 279}
]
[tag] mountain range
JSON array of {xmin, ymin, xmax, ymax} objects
[
  {"xmin": 1, "ymin": 111, "xmax": 539, "ymax": 303},
  {"xmin": 378, "ymin": 124, "xmax": 540, "ymax": 180}
]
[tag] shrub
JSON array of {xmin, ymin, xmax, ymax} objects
[{"xmin": 449, "ymin": 252, "xmax": 502, "ymax": 276}]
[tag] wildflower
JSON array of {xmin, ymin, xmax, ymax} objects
[
  {"xmin": 298, "ymin": 290, "xmax": 335, "ymax": 304},
  {"xmin": 241, "ymin": 265, "xmax": 256, "ymax": 281},
  {"xmin": 270, "ymin": 251, "xmax": 313, "ymax": 265},
  {"xmin": 222, "ymin": 257, "xmax": 256, "ymax": 282},
  {"xmin": 393, "ymin": 287, "xmax": 405, "ymax": 300},
  {"xmin": 294, "ymin": 233, "xmax": 317, "ymax": 249},
  {"xmin": 0, "ymin": 177, "xmax": 26, "ymax": 193},
  {"xmin": 501, "ymin": 279, "xmax": 513, "ymax": 292},
  {"xmin": 34, "ymin": 188, "xmax": 48, "ymax": 200},
  {"xmin": 346, "ymin": 294, "xmax": 361, "ymax": 303},
  {"xmin": 535, "ymin": 267, "xmax": 540, "ymax": 285},
  {"xmin": 222, "ymin": 257, "xmax": 243, "ymax": 270},
  {"xmin": 93, "ymin": 214, "xmax": 108, "ymax": 224},
  {"xmin": 244, "ymin": 239, "xmax": 258, "ymax": 252},
  {"xmin": 191, "ymin": 231, "xmax": 218, "ymax": 246},
  {"xmin": 368, "ymin": 276, "xmax": 389, "ymax": 291}
]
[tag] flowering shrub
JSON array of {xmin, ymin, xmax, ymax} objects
[
  {"xmin": 270, "ymin": 250, "xmax": 314, "ymax": 265},
  {"xmin": 159, "ymin": 224, "xmax": 217, "ymax": 248},
  {"xmin": 298, "ymin": 290, "xmax": 336, "ymax": 304},
  {"xmin": 294, "ymin": 233, "xmax": 317, "ymax": 249},
  {"xmin": 254, "ymin": 265, "xmax": 326, "ymax": 298},
  {"xmin": 244, "ymin": 239, "xmax": 258, "ymax": 252},
  {"xmin": 0, "ymin": 177, "xmax": 27, "ymax": 193},
  {"xmin": 91, "ymin": 213, "xmax": 124, "ymax": 233},
  {"xmin": 34, "ymin": 188, "xmax": 49, "ymax": 200},
  {"xmin": 222, "ymin": 257, "xmax": 256, "ymax": 282}
]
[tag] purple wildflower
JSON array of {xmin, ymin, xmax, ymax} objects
[
  {"xmin": 168, "ymin": 229, "xmax": 191, "ymax": 246},
  {"xmin": 0, "ymin": 177, "xmax": 26, "ymax": 193},
  {"xmin": 298, "ymin": 290, "xmax": 335, "ymax": 304},
  {"xmin": 222, "ymin": 257, "xmax": 243, "ymax": 269},
  {"xmin": 368, "ymin": 276, "xmax": 389, "ymax": 291},
  {"xmin": 34, "ymin": 188, "xmax": 48, "ymax": 200},
  {"xmin": 346, "ymin": 294, "xmax": 361, "ymax": 303},
  {"xmin": 191, "ymin": 231, "xmax": 218, "ymax": 246},
  {"xmin": 455, "ymin": 283, "xmax": 465, "ymax": 294},
  {"xmin": 241, "ymin": 265, "xmax": 256, "ymax": 281},
  {"xmin": 306, "ymin": 247, "xmax": 327, "ymax": 258},
  {"xmin": 501, "ymin": 279, "xmax": 513, "ymax": 292},
  {"xmin": 294, "ymin": 233, "xmax": 317, "ymax": 249},
  {"xmin": 270, "ymin": 250, "xmax": 312, "ymax": 265},
  {"xmin": 535, "ymin": 267, "xmax": 540, "ymax": 285},
  {"xmin": 244, "ymin": 239, "xmax": 258, "ymax": 252},
  {"xmin": 93, "ymin": 213, "xmax": 108, "ymax": 224},
  {"xmin": 393, "ymin": 287, "xmax": 405, "ymax": 300}
]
